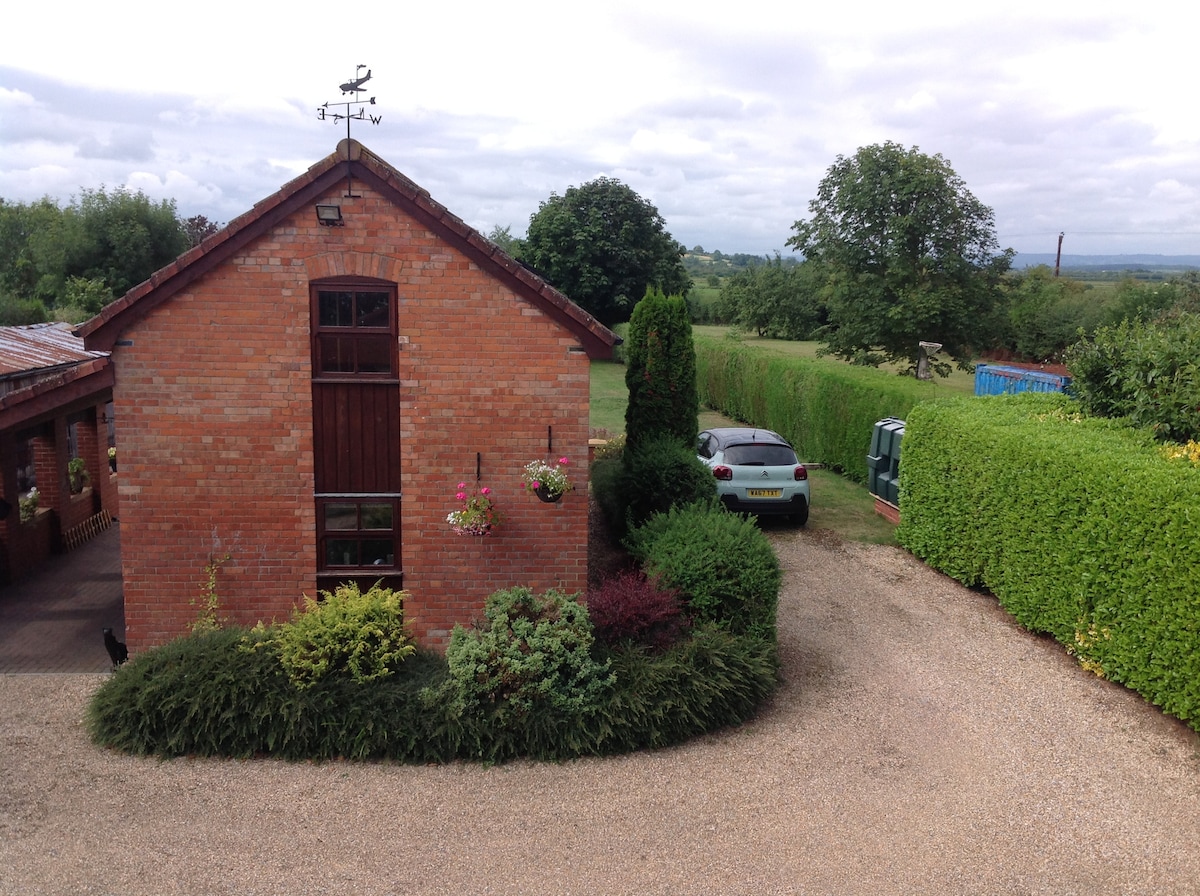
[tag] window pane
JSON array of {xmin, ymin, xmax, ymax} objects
[
  {"xmin": 356, "ymin": 292, "xmax": 391, "ymax": 328},
  {"xmin": 318, "ymin": 291, "xmax": 354, "ymax": 327},
  {"xmin": 360, "ymin": 503, "xmax": 393, "ymax": 529},
  {"xmin": 327, "ymin": 539, "xmax": 359, "ymax": 566},
  {"xmin": 324, "ymin": 503, "xmax": 358, "ymax": 530},
  {"xmin": 356, "ymin": 336, "xmax": 393, "ymax": 374},
  {"xmin": 362, "ymin": 539, "xmax": 394, "ymax": 566},
  {"xmin": 319, "ymin": 335, "xmax": 355, "ymax": 373}
]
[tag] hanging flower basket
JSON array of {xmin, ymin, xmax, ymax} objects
[
  {"xmin": 446, "ymin": 482, "xmax": 501, "ymax": 536},
  {"xmin": 521, "ymin": 457, "xmax": 574, "ymax": 503}
]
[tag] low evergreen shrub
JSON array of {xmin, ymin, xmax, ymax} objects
[
  {"xmin": 87, "ymin": 614, "xmax": 778, "ymax": 761},
  {"xmin": 586, "ymin": 570, "xmax": 687, "ymax": 652},
  {"xmin": 618, "ymin": 434, "xmax": 716, "ymax": 532},
  {"xmin": 591, "ymin": 624, "xmax": 779, "ymax": 752},
  {"xmin": 87, "ymin": 626, "xmax": 295, "ymax": 758},
  {"xmin": 625, "ymin": 501, "xmax": 782, "ymax": 645},
  {"xmin": 266, "ymin": 581, "xmax": 415, "ymax": 689},
  {"xmin": 441, "ymin": 587, "xmax": 615, "ymax": 761}
]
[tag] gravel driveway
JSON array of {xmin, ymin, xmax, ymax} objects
[{"xmin": 2, "ymin": 528, "xmax": 1199, "ymax": 895}]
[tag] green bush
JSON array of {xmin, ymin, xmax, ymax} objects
[
  {"xmin": 1064, "ymin": 310, "xmax": 1200, "ymax": 442},
  {"xmin": 442, "ymin": 587, "xmax": 615, "ymax": 760},
  {"xmin": 86, "ymin": 625, "xmax": 455, "ymax": 760},
  {"xmin": 618, "ymin": 434, "xmax": 716, "ymax": 532},
  {"xmin": 267, "ymin": 582, "xmax": 415, "ymax": 689},
  {"xmin": 694, "ymin": 334, "xmax": 935, "ymax": 480},
  {"xmin": 625, "ymin": 501, "xmax": 781, "ymax": 645},
  {"xmin": 88, "ymin": 619, "xmax": 777, "ymax": 761},
  {"xmin": 592, "ymin": 624, "xmax": 779, "ymax": 752},
  {"xmin": 87, "ymin": 626, "xmax": 296, "ymax": 758},
  {"xmin": 897, "ymin": 393, "xmax": 1200, "ymax": 728}
]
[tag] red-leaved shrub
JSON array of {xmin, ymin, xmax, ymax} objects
[{"xmin": 585, "ymin": 570, "xmax": 687, "ymax": 651}]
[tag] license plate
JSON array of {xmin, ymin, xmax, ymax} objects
[{"xmin": 747, "ymin": 489, "xmax": 782, "ymax": 498}]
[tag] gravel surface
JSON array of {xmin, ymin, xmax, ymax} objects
[{"xmin": 3, "ymin": 527, "xmax": 1199, "ymax": 896}]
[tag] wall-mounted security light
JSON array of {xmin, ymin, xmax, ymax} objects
[{"xmin": 315, "ymin": 204, "xmax": 344, "ymax": 226}]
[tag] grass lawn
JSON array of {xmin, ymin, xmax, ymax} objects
[{"xmin": 690, "ymin": 325, "xmax": 978, "ymax": 397}]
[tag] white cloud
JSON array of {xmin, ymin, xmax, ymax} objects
[{"xmin": 3, "ymin": 1, "xmax": 1200, "ymax": 256}]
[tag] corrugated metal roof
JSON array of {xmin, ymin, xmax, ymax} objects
[{"xmin": 0, "ymin": 322, "xmax": 109, "ymax": 379}]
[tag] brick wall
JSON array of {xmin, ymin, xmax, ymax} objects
[{"xmin": 114, "ymin": 187, "xmax": 591, "ymax": 652}]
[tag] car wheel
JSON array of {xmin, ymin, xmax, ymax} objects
[{"xmin": 791, "ymin": 498, "xmax": 809, "ymax": 527}]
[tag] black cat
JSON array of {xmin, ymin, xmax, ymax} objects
[{"xmin": 102, "ymin": 627, "xmax": 128, "ymax": 667}]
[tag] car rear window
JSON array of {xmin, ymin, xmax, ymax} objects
[{"xmin": 723, "ymin": 444, "xmax": 797, "ymax": 466}]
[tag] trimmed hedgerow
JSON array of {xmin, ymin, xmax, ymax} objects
[
  {"xmin": 625, "ymin": 500, "xmax": 781, "ymax": 646},
  {"xmin": 694, "ymin": 334, "xmax": 934, "ymax": 479},
  {"xmin": 898, "ymin": 392, "xmax": 1200, "ymax": 729},
  {"xmin": 586, "ymin": 569, "xmax": 688, "ymax": 652}
]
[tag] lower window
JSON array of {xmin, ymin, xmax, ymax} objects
[{"xmin": 316, "ymin": 497, "xmax": 400, "ymax": 573}]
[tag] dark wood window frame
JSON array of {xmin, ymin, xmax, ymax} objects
[{"xmin": 311, "ymin": 278, "xmax": 402, "ymax": 586}]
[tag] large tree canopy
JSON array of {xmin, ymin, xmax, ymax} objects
[
  {"xmin": 522, "ymin": 177, "xmax": 690, "ymax": 326},
  {"xmin": 787, "ymin": 142, "xmax": 1013, "ymax": 374},
  {"xmin": 0, "ymin": 188, "xmax": 193, "ymax": 321}
]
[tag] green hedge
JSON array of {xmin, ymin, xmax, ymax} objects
[
  {"xmin": 694, "ymin": 335, "xmax": 936, "ymax": 480},
  {"xmin": 897, "ymin": 393, "xmax": 1200, "ymax": 727},
  {"xmin": 87, "ymin": 616, "xmax": 777, "ymax": 762}
]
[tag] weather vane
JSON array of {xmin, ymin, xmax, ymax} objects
[{"xmin": 318, "ymin": 65, "xmax": 381, "ymax": 196}]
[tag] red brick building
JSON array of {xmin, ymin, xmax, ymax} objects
[
  {"xmin": 0, "ymin": 323, "xmax": 119, "ymax": 583},
  {"xmin": 79, "ymin": 139, "xmax": 617, "ymax": 652}
]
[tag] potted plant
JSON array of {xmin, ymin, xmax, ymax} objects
[
  {"xmin": 67, "ymin": 458, "xmax": 90, "ymax": 494},
  {"xmin": 521, "ymin": 457, "xmax": 574, "ymax": 503},
  {"xmin": 19, "ymin": 488, "xmax": 38, "ymax": 523},
  {"xmin": 108, "ymin": 446, "xmax": 117, "ymax": 473},
  {"xmin": 446, "ymin": 482, "xmax": 501, "ymax": 536}
]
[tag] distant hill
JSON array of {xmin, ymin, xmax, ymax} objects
[{"xmin": 1015, "ymin": 253, "xmax": 1200, "ymax": 271}]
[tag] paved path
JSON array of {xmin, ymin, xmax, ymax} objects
[{"xmin": 0, "ymin": 524, "xmax": 123, "ymax": 673}]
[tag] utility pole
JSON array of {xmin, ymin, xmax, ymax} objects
[{"xmin": 1054, "ymin": 232, "xmax": 1064, "ymax": 277}]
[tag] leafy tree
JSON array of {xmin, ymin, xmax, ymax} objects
[
  {"xmin": 523, "ymin": 177, "xmax": 690, "ymax": 326},
  {"xmin": 718, "ymin": 255, "xmax": 825, "ymax": 339},
  {"xmin": 0, "ymin": 197, "xmax": 70, "ymax": 304},
  {"xmin": 787, "ymin": 142, "xmax": 1013, "ymax": 375},
  {"xmin": 67, "ymin": 187, "xmax": 190, "ymax": 297},
  {"xmin": 624, "ymin": 288, "xmax": 698, "ymax": 452},
  {"xmin": 184, "ymin": 214, "xmax": 222, "ymax": 248},
  {"xmin": 1102, "ymin": 276, "xmax": 1200, "ymax": 327},
  {"xmin": 999, "ymin": 266, "xmax": 1104, "ymax": 361},
  {"xmin": 486, "ymin": 224, "xmax": 525, "ymax": 258}
]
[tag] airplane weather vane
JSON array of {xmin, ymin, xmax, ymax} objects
[
  {"xmin": 318, "ymin": 65, "xmax": 381, "ymax": 136},
  {"xmin": 318, "ymin": 65, "xmax": 381, "ymax": 197}
]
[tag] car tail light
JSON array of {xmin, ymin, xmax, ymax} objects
[
  {"xmin": 713, "ymin": 465, "xmax": 733, "ymax": 481},
  {"xmin": 794, "ymin": 465, "xmax": 808, "ymax": 481}
]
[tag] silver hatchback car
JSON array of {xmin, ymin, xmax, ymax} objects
[{"xmin": 697, "ymin": 428, "xmax": 810, "ymax": 525}]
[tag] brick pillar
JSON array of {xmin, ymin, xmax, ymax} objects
[
  {"xmin": 75, "ymin": 415, "xmax": 100, "ymax": 490},
  {"xmin": 31, "ymin": 433, "xmax": 60, "ymax": 508}
]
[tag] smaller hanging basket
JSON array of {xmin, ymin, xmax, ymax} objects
[{"xmin": 534, "ymin": 484, "xmax": 563, "ymax": 503}]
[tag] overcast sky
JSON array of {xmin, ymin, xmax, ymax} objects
[{"xmin": 2, "ymin": 0, "xmax": 1198, "ymax": 258}]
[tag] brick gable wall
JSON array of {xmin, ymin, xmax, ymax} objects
[{"xmin": 114, "ymin": 187, "xmax": 590, "ymax": 651}]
